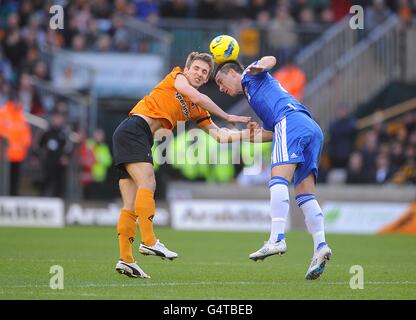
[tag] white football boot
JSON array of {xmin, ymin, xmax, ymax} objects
[
  {"xmin": 139, "ymin": 239, "xmax": 178, "ymax": 260},
  {"xmin": 305, "ymin": 244, "xmax": 332, "ymax": 280},
  {"xmin": 249, "ymin": 240, "xmax": 287, "ymax": 261},
  {"xmin": 115, "ymin": 260, "xmax": 150, "ymax": 279}
]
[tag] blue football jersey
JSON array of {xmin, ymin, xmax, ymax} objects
[{"xmin": 241, "ymin": 61, "xmax": 312, "ymax": 131}]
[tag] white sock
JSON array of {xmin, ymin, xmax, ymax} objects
[
  {"xmin": 296, "ymin": 194, "xmax": 326, "ymax": 250},
  {"xmin": 268, "ymin": 176, "xmax": 290, "ymax": 243}
]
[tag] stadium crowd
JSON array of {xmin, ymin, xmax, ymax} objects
[
  {"xmin": 325, "ymin": 109, "xmax": 416, "ymax": 185},
  {"xmin": 0, "ymin": 0, "xmax": 415, "ymax": 199}
]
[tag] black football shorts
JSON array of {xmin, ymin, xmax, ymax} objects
[{"xmin": 112, "ymin": 115, "xmax": 154, "ymax": 180}]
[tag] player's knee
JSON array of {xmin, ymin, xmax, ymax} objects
[{"xmin": 138, "ymin": 176, "xmax": 156, "ymax": 192}]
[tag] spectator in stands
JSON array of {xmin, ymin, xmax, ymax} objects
[
  {"xmin": 373, "ymin": 153, "xmax": 393, "ymax": 184},
  {"xmin": 328, "ymin": 107, "xmax": 356, "ymax": 169},
  {"xmin": 71, "ymin": 33, "xmax": 87, "ymax": 51},
  {"xmin": 22, "ymin": 47, "xmax": 40, "ymax": 75},
  {"xmin": 365, "ymin": 0, "xmax": 392, "ymax": 33},
  {"xmin": 112, "ymin": 14, "xmax": 130, "ymax": 51},
  {"xmin": 398, "ymin": 0, "xmax": 413, "ymax": 27},
  {"xmin": 32, "ymin": 60, "xmax": 49, "ymax": 81},
  {"xmin": 298, "ymin": 6, "xmax": 321, "ymax": 45},
  {"xmin": 393, "ymin": 157, "xmax": 416, "ymax": 185},
  {"xmin": 44, "ymin": 29, "xmax": 64, "ymax": 50},
  {"xmin": 84, "ymin": 128, "xmax": 113, "ymax": 199},
  {"xmin": 390, "ymin": 140, "xmax": 405, "ymax": 173},
  {"xmin": 135, "ymin": 0, "xmax": 160, "ymax": 24},
  {"xmin": 372, "ymin": 120, "xmax": 390, "ymax": 144},
  {"xmin": 88, "ymin": 128, "xmax": 112, "ymax": 183},
  {"xmin": 0, "ymin": 76, "xmax": 9, "ymax": 106},
  {"xmin": 160, "ymin": 0, "xmax": 189, "ymax": 18},
  {"xmin": 346, "ymin": 152, "xmax": 373, "ymax": 184},
  {"xmin": 290, "ymin": 0, "xmax": 308, "ymax": 22},
  {"xmin": 69, "ymin": 0, "xmax": 92, "ymax": 35},
  {"xmin": 19, "ymin": 72, "xmax": 45, "ymax": 116},
  {"xmin": 75, "ymin": 128, "xmax": 96, "ymax": 189},
  {"xmin": 91, "ymin": 0, "xmax": 112, "ymax": 19},
  {"xmin": 319, "ymin": 6, "xmax": 335, "ymax": 26},
  {"xmin": 96, "ymin": 33, "xmax": 113, "ymax": 52},
  {"xmin": 403, "ymin": 111, "xmax": 416, "ymax": 133},
  {"xmin": 3, "ymin": 29, "xmax": 28, "ymax": 74},
  {"xmin": 246, "ymin": 0, "xmax": 272, "ymax": 20},
  {"xmin": 18, "ymin": 0, "xmax": 34, "ymax": 28},
  {"xmin": 37, "ymin": 111, "xmax": 72, "ymax": 197},
  {"xmin": 272, "ymin": 56, "xmax": 306, "ymax": 101},
  {"xmin": 359, "ymin": 129, "xmax": 378, "ymax": 174},
  {"xmin": 267, "ymin": 5, "xmax": 298, "ymax": 64},
  {"xmin": 18, "ymin": 72, "xmax": 33, "ymax": 113},
  {"xmin": 0, "ymin": 89, "xmax": 32, "ymax": 195},
  {"xmin": 0, "ymin": 49, "xmax": 13, "ymax": 83},
  {"xmin": 408, "ymin": 129, "xmax": 416, "ymax": 148},
  {"xmin": 298, "ymin": 6, "xmax": 318, "ymax": 28}
]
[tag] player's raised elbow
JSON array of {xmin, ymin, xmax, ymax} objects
[{"xmin": 262, "ymin": 56, "xmax": 277, "ymax": 68}]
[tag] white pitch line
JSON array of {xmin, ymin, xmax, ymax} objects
[{"xmin": 2, "ymin": 280, "xmax": 416, "ymax": 289}]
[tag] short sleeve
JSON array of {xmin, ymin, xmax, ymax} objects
[{"xmin": 170, "ymin": 66, "xmax": 184, "ymax": 80}]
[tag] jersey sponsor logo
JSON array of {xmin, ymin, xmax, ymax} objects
[{"xmin": 175, "ymin": 92, "xmax": 191, "ymax": 120}]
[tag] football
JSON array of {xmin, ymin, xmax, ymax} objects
[{"xmin": 209, "ymin": 35, "xmax": 240, "ymax": 64}]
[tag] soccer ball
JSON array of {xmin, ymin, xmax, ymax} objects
[{"xmin": 209, "ymin": 35, "xmax": 240, "ymax": 64}]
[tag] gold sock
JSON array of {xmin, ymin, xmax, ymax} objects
[
  {"xmin": 136, "ymin": 188, "xmax": 157, "ymax": 246},
  {"xmin": 117, "ymin": 208, "xmax": 137, "ymax": 263}
]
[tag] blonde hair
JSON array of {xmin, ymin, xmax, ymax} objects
[{"xmin": 185, "ymin": 52, "xmax": 215, "ymax": 78}]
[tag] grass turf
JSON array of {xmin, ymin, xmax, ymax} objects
[{"xmin": 0, "ymin": 226, "xmax": 415, "ymax": 300}]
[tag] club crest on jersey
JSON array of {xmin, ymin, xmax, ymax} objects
[{"xmin": 175, "ymin": 92, "xmax": 191, "ymax": 120}]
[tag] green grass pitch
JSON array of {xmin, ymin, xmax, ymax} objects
[{"xmin": 1, "ymin": 226, "xmax": 415, "ymax": 300}]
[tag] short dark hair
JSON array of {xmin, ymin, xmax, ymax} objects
[{"xmin": 214, "ymin": 60, "xmax": 244, "ymax": 78}]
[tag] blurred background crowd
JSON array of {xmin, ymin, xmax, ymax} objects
[{"xmin": 0, "ymin": 0, "xmax": 415, "ymax": 201}]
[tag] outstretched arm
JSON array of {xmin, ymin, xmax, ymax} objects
[
  {"xmin": 201, "ymin": 122, "xmax": 273, "ymax": 143},
  {"xmin": 246, "ymin": 121, "xmax": 274, "ymax": 142},
  {"xmin": 175, "ymin": 74, "xmax": 250, "ymax": 124},
  {"xmin": 201, "ymin": 122, "xmax": 250, "ymax": 143},
  {"xmin": 245, "ymin": 56, "xmax": 277, "ymax": 75}
]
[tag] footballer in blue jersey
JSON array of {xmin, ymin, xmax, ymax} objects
[{"xmin": 215, "ymin": 56, "xmax": 332, "ymax": 280}]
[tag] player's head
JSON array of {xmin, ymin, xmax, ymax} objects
[
  {"xmin": 214, "ymin": 61, "xmax": 244, "ymax": 96},
  {"xmin": 183, "ymin": 52, "xmax": 214, "ymax": 88}
]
